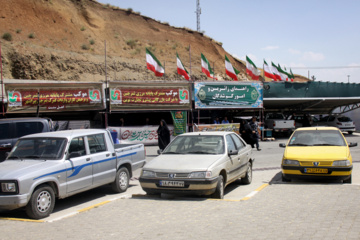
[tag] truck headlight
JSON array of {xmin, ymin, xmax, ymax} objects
[
  {"xmin": 1, "ymin": 182, "xmax": 17, "ymax": 193},
  {"xmin": 283, "ymin": 159, "xmax": 300, "ymax": 166},
  {"xmin": 189, "ymin": 171, "xmax": 212, "ymax": 179},
  {"xmin": 332, "ymin": 160, "xmax": 351, "ymax": 166},
  {"xmin": 141, "ymin": 170, "xmax": 155, "ymax": 178}
]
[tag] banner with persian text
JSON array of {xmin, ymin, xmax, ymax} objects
[
  {"xmin": 194, "ymin": 82, "xmax": 263, "ymax": 109},
  {"xmin": 170, "ymin": 110, "xmax": 187, "ymax": 136},
  {"xmin": 5, "ymin": 83, "xmax": 105, "ymax": 113},
  {"xmin": 109, "ymin": 82, "xmax": 191, "ymax": 110},
  {"xmin": 193, "ymin": 123, "xmax": 240, "ymax": 135},
  {"xmin": 107, "ymin": 126, "xmax": 175, "ymax": 145}
]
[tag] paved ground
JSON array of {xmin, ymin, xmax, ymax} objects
[{"xmin": 1, "ymin": 134, "xmax": 360, "ymax": 240}]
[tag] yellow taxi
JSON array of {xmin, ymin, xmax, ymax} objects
[{"xmin": 279, "ymin": 126, "xmax": 357, "ymax": 183}]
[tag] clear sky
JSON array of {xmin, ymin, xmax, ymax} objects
[{"xmin": 97, "ymin": 0, "xmax": 360, "ymax": 83}]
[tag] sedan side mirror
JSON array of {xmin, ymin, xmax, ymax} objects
[
  {"xmin": 228, "ymin": 149, "xmax": 238, "ymax": 155},
  {"xmin": 157, "ymin": 149, "xmax": 162, "ymax": 155},
  {"xmin": 349, "ymin": 142, "xmax": 358, "ymax": 147},
  {"xmin": 279, "ymin": 143, "xmax": 286, "ymax": 148}
]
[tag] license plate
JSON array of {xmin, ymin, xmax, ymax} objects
[
  {"xmin": 304, "ymin": 168, "xmax": 328, "ymax": 174},
  {"xmin": 159, "ymin": 180, "xmax": 185, "ymax": 187}
]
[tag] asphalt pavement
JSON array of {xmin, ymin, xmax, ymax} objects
[{"xmin": 1, "ymin": 134, "xmax": 360, "ymax": 240}]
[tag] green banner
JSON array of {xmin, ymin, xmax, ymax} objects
[
  {"xmin": 194, "ymin": 82, "xmax": 263, "ymax": 109},
  {"xmin": 171, "ymin": 111, "xmax": 187, "ymax": 136}
]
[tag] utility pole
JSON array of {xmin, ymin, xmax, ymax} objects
[{"xmin": 196, "ymin": 0, "xmax": 201, "ymax": 32}]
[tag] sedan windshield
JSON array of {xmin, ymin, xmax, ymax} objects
[
  {"xmin": 288, "ymin": 130, "xmax": 346, "ymax": 146},
  {"xmin": 7, "ymin": 138, "xmax": 67, "ymax": 160},
  {"xmin": 162, "ymin": 135, "xmax": 224, "ymax": 154}
]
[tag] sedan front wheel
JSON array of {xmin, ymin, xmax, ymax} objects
[{"xmin": 211, "ymin": 175, "xmax": 224, "ymax": 199}]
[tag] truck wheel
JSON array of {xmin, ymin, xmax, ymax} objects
[
  {"xmin": 241, "ymin": 162, "xmax": 252, "ymax": 185},
  {"xmin": 112, "ymin": 167, "xmax": 130, "ymax": 193},
  {"xmin": 26, "ymin": 185, "xmax": 55, "ymax": 219},
  {"xmin": 211, "ymin": 175, "xmax": 224, "ymax": 199}
]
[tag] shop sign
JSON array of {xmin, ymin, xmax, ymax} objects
[
  {"xmin": 6, "ymin": 83, "xmax": 104, "ymax": 113},
  {"xmin": 193, "ymin": 123, "xmax": 240, "ymax": 134},
  {"xmin": 194, "ymin": 82, "xmax": 263, "ymax": 109},
  {"xmin": 109, "ymin": 82, "xmax": 191, "ymax": 110},
  {"xmin": 108, "ymin": 126, "xmax": 175, "ymax": 145}
]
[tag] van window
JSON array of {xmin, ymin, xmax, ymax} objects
[
  {"xmin": 15, "ymin": 122, "xmax": 45, "ymax": 138},
  {"xmin": 0, "ymin": 123, "xmax": 11, "ymax": 139}
]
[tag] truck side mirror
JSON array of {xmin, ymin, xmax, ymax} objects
[{"xmin": 68, "ymin": 152, "xmax": 81, "ymax": 159}]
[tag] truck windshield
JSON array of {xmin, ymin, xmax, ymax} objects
[{"xmin": 7, "ymin": 138, "xmax": 67, "ymax": 160}]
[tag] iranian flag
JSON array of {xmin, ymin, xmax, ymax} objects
[
  {"xmin": 290, "ymin": 69, "xmax": 295, "ymax": 82},
  {"xmin": 246, "ymin": 56, "xmax": 260, "ymax": 80},
  {"xmin": 201, "ymin": 53, "xmax": 216, "ymax": 80},
  {"xmin": 276, "ymin": 64, "xmax": 288, "ymax": 81},
  {"xmin": 146, "ymin": 48, "xmax": 164, "ymax": 77},
  {"xmin": 225, "ymin": 55, "xmax": 240, "ymax": 80},
  {"xmin": 264, "ymin": 60, "xmax": 276, "ymax": 81},
  {"xmin": 271, "ymin": 62, "xmax": 281, "ymax": 81},
  {"xmin": 176, "ymin": 53, "xmax": 190, "ymax": 80}
]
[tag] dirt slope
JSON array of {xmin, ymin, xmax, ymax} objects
[{"xmin": 0, "ymin": 0, "xmax": 308, "ymax": 82}]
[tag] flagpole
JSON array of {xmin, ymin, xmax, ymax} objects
[
  {"xmin": 189, "ymin": 44, "xmax": 192, "ymax": 82},
  {"xmin": 163, "ymin": 61, "xmax": 165, "ymax": 80},
  {"xmin": 0, "ymin": 41, "xmax": 4, "ymax": 116}
]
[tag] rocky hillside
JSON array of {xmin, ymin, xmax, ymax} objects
[{"xmin": 0, "ymin": 0, "xmax": 308, "ymax": 82}]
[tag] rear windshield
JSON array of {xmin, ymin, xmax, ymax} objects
[
  {"xmin": 14, "ymin": 122, "xmax": 45, "ymax": 138},
  {"xmin": 337, "ymin": 116, "xmax": 352, "ymax": 122},
  {"xmin": 0, "ymin": 123, "xmax": 11, "ymax": 140}
]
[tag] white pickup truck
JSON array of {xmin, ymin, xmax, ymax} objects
[
  {"xmin": 264, "ymin": 113, "xmax": 295, "ymax": 136},
  {"xmin": 0, "ymin": 129, "xmax": 146, "ymax": 219}
]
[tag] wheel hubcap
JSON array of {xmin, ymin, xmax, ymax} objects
[
  {"xmin": 119, "ymin": 172, "xmax": 128, "ymax": 188},
  {"xmin": 37, "ymin": 191, "xmax": 51, "ymax": 213}
]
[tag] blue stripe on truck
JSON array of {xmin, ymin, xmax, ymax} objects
[{"xmin": 33, "ymin": 152, "xmax": 137, "ymax": 180}]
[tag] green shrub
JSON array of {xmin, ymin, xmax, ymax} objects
[
  {"xmin": 81, "ymin": 44, "xmax": 89, "ymax": 50},
  {"xmin": 16, "ymin": 29, "xmax": 22, "ymax": 34},
  {"xmin": 89, "ymin": 39, "xmax": 95, "ymax": 45},
  {"xmin": 2, "ymin": 32, "xmax": 12, "ymax": 41},
  {"xmin": 126, "ymin": 39, "xmax": 137, "ymax": 49},
  {"xmin": 28, "ymin": 33, "xmax": 35, "ymax": 39},
  {"xmin": 80, "ymin": 26, "xmax": 86, "ymax": 31}
]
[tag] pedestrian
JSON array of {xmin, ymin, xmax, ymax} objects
[
  {"xmin": 250, "ymin": 117, "xmax": 261, "ymax": 151},
  {"xmin": 221, "ymin": 116, "xmax": 229, "ymax": 124},
  {"xmin": 157, "ymin": 119, "xmax": 171, "ymax": 151},
  {"xmin": 119, "ymin": 118, "xmax": 125, "ymax": 126},
  {"xmin": 213, "ymin": 117, "xmax": 220, "ymax": 124},
  {"xmin": 302, "ymin": 114, "xmax": 311, "ymax": 127},
  {"xmin": 239, "ymin": 119, "xmax": 252, "ymax": 145}
]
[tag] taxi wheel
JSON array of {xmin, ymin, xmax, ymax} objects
[
  {"xmin": 343, "ymin": 175, "xmax": 352, "ymax": 184},
  {"xmin": 282, "ymin": 175, "xmax": 291, "ymax": 182},
  {"xmin": 212, "ymin": 175, "xmax": 224, "ymax": 199},
  {"xmin": 241, "ymin": 162, "xmax": 252, "ymax": 185}
]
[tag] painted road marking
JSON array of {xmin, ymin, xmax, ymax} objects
[{"xmin": 241, "ymin": 183, "xmax": 269, "ymax": 201}]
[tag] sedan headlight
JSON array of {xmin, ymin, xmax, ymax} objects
[
  {"xmin": 141, "ymin": 170, "xmax": 156, "ymax": 178},
  {"xmin": 332, "ymin": 160, "xmax": 351, "ymax": 166},
  {"xmin": 189, "ymin": 171, "xmax": 212, "ymax": 179},
  {"xmin": 1, "ymin": 182, "xmax": 17, "ymax": 193},
  {"xmin": 283, "ymin": 159, "xmax": 300, "ymax": 166}
]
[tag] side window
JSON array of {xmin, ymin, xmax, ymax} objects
[
  {"xmin": 87, "ymin": 134, "xmax": 107, "ymax": 154},
  {"xmin": 225, "ymin": 135, "xmax": 236, "ymax": 152},
  {"xmin": 231, "ymin": 134, "xmax": 246, "ymax": 150},
  {"xmin": 68, "ymin": 137, "xmax": 86, "ymax": 156},
  {"xmin": 15, "ymin": 122, "xmax": 44, "ymax": 138}
]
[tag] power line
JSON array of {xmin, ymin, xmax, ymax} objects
[{"xmin": 290, "ymin": 66, "xmax": 360, "ymax": 70}]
